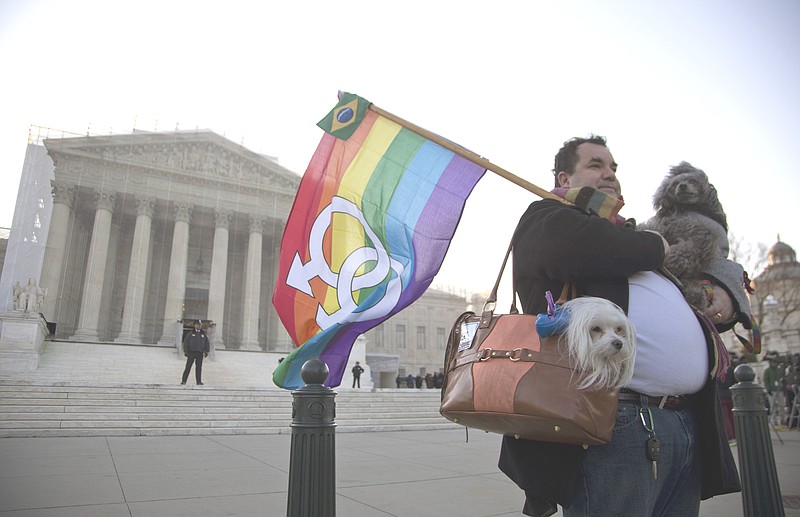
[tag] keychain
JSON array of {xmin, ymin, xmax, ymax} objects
[{"xmin": 640, "ymin": 406, "xmax": 661, "ymax": 480}]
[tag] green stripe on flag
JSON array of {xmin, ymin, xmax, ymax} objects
[
  {"xmin": 354, "ymin": 128, "xmax": 424, "ymax": 304},
  {"xmin": 362, "ymin": 127, "xmax": 424, "ymax": 246}
]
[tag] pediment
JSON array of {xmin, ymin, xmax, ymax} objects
[{"xmin": 45, "ymin": 131, "xmax": 301, "ymax": 193}]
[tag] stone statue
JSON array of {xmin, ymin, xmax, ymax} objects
[
  {"xmin": 15, "ymin": 278, "xmax": 46, "ymax": 313},
  {"xmin": 12, "ymin": 281, "xmax": 23, "ymax": 311}
]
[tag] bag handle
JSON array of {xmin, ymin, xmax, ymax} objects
[
  {"xmin": 479, "ymin": 238, "xmax": 575, "ymax": 329},
  {"xmin": 488, "ymin": 240, "xmax": 515, "ymax": 308},
  {"xmin": 479, "ymin": 240, "xmax": 515, "ymax": 328}
]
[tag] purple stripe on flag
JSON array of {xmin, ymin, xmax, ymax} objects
[{"xmin": 402, "ymin": 155, "xmax": 484, "ymax": 300}]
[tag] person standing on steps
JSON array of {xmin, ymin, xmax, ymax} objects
[
  {"xmin": 181, "ymin": 320, "xmax": 210, "ymax": 385},
  {"xmin": 352, "ymin": 361, "xmax": 365, "ymax": 388}
]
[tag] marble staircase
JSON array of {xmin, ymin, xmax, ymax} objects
[{"xmin": 0, "ymin": 341, "xmax": 455, "ymax": 437}]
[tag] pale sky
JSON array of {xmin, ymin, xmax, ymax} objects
[{"xmin": 1, "ymin": 0, "xmax": 798, "ymax": 296}]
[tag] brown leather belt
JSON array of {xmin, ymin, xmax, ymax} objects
[{"xmin": 618, "ymin": 389, "xmax": 689, "ymax": 411}]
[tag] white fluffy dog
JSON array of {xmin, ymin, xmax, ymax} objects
[{"xmin": 560, "ymin": 297, "xmax": 636, "ymax": 390}]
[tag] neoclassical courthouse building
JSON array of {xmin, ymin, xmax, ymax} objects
[
  {"xmin": 19, "ymin": 130, "xmax": 299, "ymax": 351},
  {"xmin": 0, "ymin": 129, "xmax": 468, "ymax": 386}
]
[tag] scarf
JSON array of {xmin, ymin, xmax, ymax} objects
[
  {"xmin": 551, "ymin": 186, "xmax": 626, "ymax": 225},
  {"xmin": 551, "ymin": 186, "xmax": 731, "ymax": 380}
]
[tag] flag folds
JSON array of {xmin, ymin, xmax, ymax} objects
[{"xmin": 272, "ymin": 93, "xmax": 485, "ymax": 389}]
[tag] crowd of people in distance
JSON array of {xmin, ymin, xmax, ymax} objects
[
  {"xmin": 396, "ymin": 372, "xmax": 444, "ymax": 389},
  {"xmin": 760, "ymin": 351, "xmax": 800, "ymax": 430}
]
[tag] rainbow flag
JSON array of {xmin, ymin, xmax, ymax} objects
[{"xmin": 272, "ymin": 93, "xmax": 485, "ymax": 389}]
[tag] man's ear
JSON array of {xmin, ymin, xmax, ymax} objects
[{"xmin": 556, "ymin": 171, "xmax": 571, "ymax": 188}]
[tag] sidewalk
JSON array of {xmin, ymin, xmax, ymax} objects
[{"xmin": 1, "ymin": 427, "xmax": 798, "ymax": 517}]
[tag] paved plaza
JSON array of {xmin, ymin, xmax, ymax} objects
[{"xmin": 0, "ymin": 427, "xmax": 798, "ymax": 516}]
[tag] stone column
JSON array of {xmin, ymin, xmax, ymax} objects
[
  {"xmin": 207, "ymin": 209, "xmax": 231, "ymax": 348},
  {"xmin": 158, "ymin": 201, "xmax": 193, "ymax": 345},
  {"xmin": 39, "ymin": 180, "xmax": 76, "ymax": 322},
  {"xmin": 98, "ymin": 218, "xmax": 121, "ymax": 340},
  {"xmin": 241, "ymin": 214, "xmax": 265, "ymax": 351},
  {"xmin": 268, "ymin": 232, "xmax": 293, "ymax": 351},
  {"xmin": 71, "ymin": 188, "xmax": 116, "ymax": 341},
  {"xmin": 116, "ymin": 196, "xmax": 156, "ymax": 343}
]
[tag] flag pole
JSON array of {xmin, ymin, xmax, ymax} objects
[{"xmin": 368, "ymin": 103, "xmax": 563, "ymax": 202}]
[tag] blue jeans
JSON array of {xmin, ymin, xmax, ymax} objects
[{"xmin": 564, "ymin": 401, "xmax": 701, "ymax": 517}]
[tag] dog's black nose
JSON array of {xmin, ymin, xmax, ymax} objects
[{"xmin": 612, "ymin": 340, "xmax": 623, "ymax": 350}]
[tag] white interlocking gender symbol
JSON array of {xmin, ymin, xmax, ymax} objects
[{"xmin": 286, "ymin": 196, "xmax": 404, "ymax": 329}]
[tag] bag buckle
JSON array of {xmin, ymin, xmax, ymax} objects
[{"xmin": 479, "ymin": 348, "xmax": 523, "ymax": 361}]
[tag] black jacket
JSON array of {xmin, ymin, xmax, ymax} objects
[
  {"xmin": 498, "ymin": 199, "xmax": 740, "ymax": 517},
  {"xmin": 183, "ymin": 330, "xmax": 210, "ymax": 354}
]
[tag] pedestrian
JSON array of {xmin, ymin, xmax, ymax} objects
[
  {"xmin": 498, "ymin": 135, "xmax": 751, "ymax": 516},
  {"xmin": 406, "ymin": 373, "xmax": 414, "ymax": 388},
  {"xmin": 763, "ymin": 359, "xmax": 781, "ymax": 394},
  {"xmin": 425, "ymin": 373, "xmax": 434, "ymax": 389},
  {"xmin": 786, "ymin": 366, "xmax": 800, "ymax": 429},
  {"xmin": 181, "ymin": 320, "xmax": 209, "ymax": 385},
  {"xmin": 415, "ymin": 375, "xmax": 423, "ymax": 389},
  {"xmin": 763, "ymin": 359, "xmax": 784, "ymax": 426},
  {"xmin": 396, "ymin": 374, "xmax": 403, "ymax": 388},
  {"xmin": 352, "ymin": 361, "xmax": 365, "ymax": 388}
]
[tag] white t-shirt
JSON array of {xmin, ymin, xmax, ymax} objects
[{"xmin": 626, "ymin": 271, "xmax": 708, "ymax": 397}]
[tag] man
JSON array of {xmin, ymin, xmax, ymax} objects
[
  {"xmin": 181, "ymin": 320, "xmax": 210, "ymax": 385},
  {"xmin": 764, "ymin": 360, "xmax": 782, "ymax": 395},
  {"xmin": 352, "ymin": 361, "xmax": 365, "ymax": 388},
  {"xmin": 763, "ymin": 360, "xmax": 784, "ymax": 426},
  {"xmin": 498, "ymin": 135, "xmax": 749, "ymax": 516}
]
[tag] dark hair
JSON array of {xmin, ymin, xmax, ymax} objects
[{"xmin": 553, "ymin": 134, "xmax": 608, "ymax": 187}]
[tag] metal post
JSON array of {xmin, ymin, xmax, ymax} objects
[
  {"xmin": 730, "ymin": 363, "xmax": 785, "ymax": 517},
  {"xmin": 287, "ymin": 358, "xmax": 336, "ymax": 517}
]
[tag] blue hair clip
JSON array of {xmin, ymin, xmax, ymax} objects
[{"xmin": 536, "ymin": 290, "xmax": 570, "ymax": 338}]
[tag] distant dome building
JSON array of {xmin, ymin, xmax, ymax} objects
[
  {"xmin": 750, "ymin": 237, "xmax": 800, "ymax": 355},
  {"xmin": 763, "ymin": 240, "xmax": 800, "ymax": 276}
]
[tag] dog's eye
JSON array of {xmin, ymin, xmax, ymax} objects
[
  {"xmin": 616, "ymin": 327, "xmax": 624, "ymax": 334},
  {"xmin": 591, "ymin": 326, "xmax": 601, "ymax": 333}
]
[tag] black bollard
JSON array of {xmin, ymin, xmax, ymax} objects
[
  {"xmin": 730, "ymin": 363, "xmax": 785, "ymax": 517},
  {"xmin": 287, "ymin": 358, "xmax": 336, "ymax": 517}
]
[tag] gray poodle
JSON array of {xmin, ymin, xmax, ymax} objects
[{"xmin": 640, "ymin": 162, "xmax": 728, "ymax": 309}]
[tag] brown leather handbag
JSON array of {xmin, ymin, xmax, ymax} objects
[{"xmin": 439, "ymin": 242, "xmax": 619, "ymax": 446}]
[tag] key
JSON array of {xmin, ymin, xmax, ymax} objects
[{"xmin": 646, "ymin": 436, "xmax": 661, "ymax": 480}]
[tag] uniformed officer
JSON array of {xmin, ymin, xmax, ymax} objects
[{"xmin": 181, "ymin": 320, "xmax": 210, "ymax": 385}]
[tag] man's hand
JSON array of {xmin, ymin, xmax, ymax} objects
[{"xmin": 704, "ymin": 285, "xmax": 735, "ymax": 324}]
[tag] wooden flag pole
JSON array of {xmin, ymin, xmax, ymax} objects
[{"xmin": 368, "ymin": 103, "xmax": 563, "ymax": 202}]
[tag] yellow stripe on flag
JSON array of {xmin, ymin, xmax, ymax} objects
[{"xmin": 320, "ymin": 116, "xmax": 402, "ymax": 318}]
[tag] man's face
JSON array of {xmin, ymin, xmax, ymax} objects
[{"xmin": 557, "ymin": 143, "xmax": 621, "ymax": 198}]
